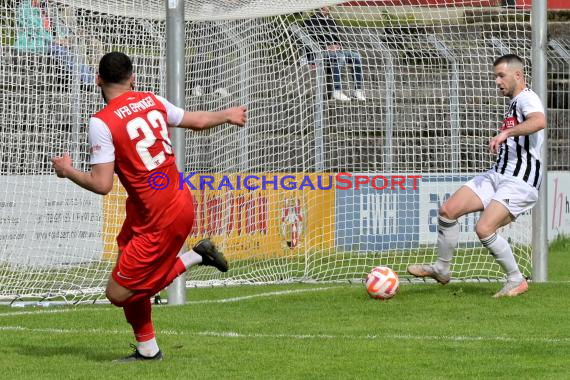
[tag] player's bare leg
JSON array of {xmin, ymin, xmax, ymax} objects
[
  {"xmin": 105, "ymin": 277, "xmax": 135, "ymax": 305},
  {"xmin": 476, "ymin": 201, "xmax": 528, "ymax": 297},
  {"xmin": 408, "ymin": 186, "xmax": 484, "ymax": 284},
  {"xmin": 105, "ymin": 249, "xmax": 135, "ymax": 305}
]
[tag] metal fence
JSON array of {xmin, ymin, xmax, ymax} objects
[{"xmin": 547, "ymin": 38, "xmax": 570, "ymax": 171}]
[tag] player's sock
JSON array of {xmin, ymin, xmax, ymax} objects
[
  {"xmin": 123, "ymin": 297, "xmax": 159, "ymax": 357},
  {"xmin": 481, "ymin": 233, "xmax": 524, "ymax": 282},
  {"xmin": 434, "ymin": 216, "xmax": 459, "ymax": 274},
  {"xmin": 163, "ymin": 258, "xmax": 187, "ymax": 285},
  {"xmin": 149, "ymin": 258, "xmax": 189, "ymax": 294},
  {"xmin": 137, "ymin": 337, "xmax": 160, "ymax": 358},
  {"xmin": 178, "ymin": 250, "xmax": 203, "ymax": 269}
]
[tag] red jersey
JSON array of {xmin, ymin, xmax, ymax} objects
[{"xmin": 88, "ymin": 91, "xmax": 190, "ymax": 232}]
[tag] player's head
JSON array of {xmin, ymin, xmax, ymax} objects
[
  {"xmin": 98, "ymin": 52, "xmax": 133, "ymax": 83},
  {"xmin": 493, "ymin": 54, "xmax": 525, "ymax": 98},
  {"xmin": 97, "ymin": 52, "xmax": 135, "ymax": 103}
]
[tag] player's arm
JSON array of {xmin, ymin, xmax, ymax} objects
[
  {"xmin": 177, "ymin": 107, "xmax": 247, "ymax": 131},
  {"xmin": 155, "ymin": 96, "xmax": 246, "ymax": 131},
  {"xmin": 51, "ymin": 155, "xmax": 115, "ymax": 195},
  {"xmin": 502, "ymin": 112, "xmax": 546, "ymax": 138},
  {"xmin": 51, "ymin": 116, "xmax": 116, "ymax": 195},
  {"xmin": 489, "ymin": 111, "xmax": 546, "ymax": 154}
]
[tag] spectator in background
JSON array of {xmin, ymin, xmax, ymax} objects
[
  {"xmin": 56, "ymin": 3, "xmax": 105, "ymax": 68},
  {"xmin": 14, "ymin": 0, "xmax": 94, "ymax": 85},
  {"xmin": 303, "ymin": 6, "xmax": 365, "ymax": 102}
]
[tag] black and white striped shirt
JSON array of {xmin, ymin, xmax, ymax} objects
[{"xmin": 494, "ymin": 88, "xmax": 545, "ymax": 189}]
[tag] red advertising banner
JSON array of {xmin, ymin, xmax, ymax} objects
[{"xmin": 344, "ymin": 0, "xmax": 568, "ymax": 9}]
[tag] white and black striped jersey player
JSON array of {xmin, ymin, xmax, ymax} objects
[
  {"xmin": 468, "ymin": 87, "xmax": 545, "ymax": 219},
  {"xmin": 407, "ymin": 54, "xmax": 546, "ymax": 298},
  {"xmin": 493, "ymin": 88, "xmax": 545, "ymax": 191}
]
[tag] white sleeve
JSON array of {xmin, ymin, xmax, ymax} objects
[
  {"xmin": 519, "ymin": 91, "xmax": 545, "ymax": 118},
  {"xmin": 88, "ymin": 117, "xmax": 115, "ymax": 165},
  {"xmin": 155, "ymin": 95, "xmax": 185, "ymax": 127}
]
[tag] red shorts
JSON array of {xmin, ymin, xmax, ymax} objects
[{"xmin": 112, "ymin": 199, "xmax": 195, "ymax": 291}]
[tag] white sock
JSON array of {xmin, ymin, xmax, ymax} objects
[
  {"xmin": 178, "ymin": 250, "xmax": 202, "ymax": 269},
  {"xmin": 137, "ymin": 337, "xmax": 159, "ymax": 357},
  {"xmin": 480, "ymin": 233, "xmax": 523, "ymax": 282},
  {"xmin": 434, "ymin": 216, "xmax": 459, "ymax": 274}
]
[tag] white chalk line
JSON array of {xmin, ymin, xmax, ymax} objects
[
  {"xmin": 0, "ymin": 286, "xmax": 343, "ymax": 317},
  {"xmin": 0, "ymin": 325, "xmax": 568, "ymax": 345},
  {"xmin": 185, "ymin": 286, "xmax": 344, "ymax": 304}
]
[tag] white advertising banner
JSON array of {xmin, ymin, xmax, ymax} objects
[
  {"xmin": 547, "ymin": 171, "xmax": 570, "ymax": 242},
  {"xmin": 0, "ymin": 176, "xmax": 103, "ymax": 266}
]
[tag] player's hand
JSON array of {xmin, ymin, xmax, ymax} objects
[
  {"xmin": 327, "ymin": 44, "xmax": 341, "ymax": 51},
  {"xmin": 51, "ymin": 153, "xmax": 73, "ymax": 178},
  {"xmin": 225, "ymin": 106, "xmax": 247, "ymax": 127},
  {"xmin": 489, "ymin": 131, "xmax": 508, "ymax": 154}
]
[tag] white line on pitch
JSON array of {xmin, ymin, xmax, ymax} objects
[
  {"xmin": 0, "ymin": 286, "xmax": 342, "ymax": 317},
  {"xmin": 0, "ymin": 307, "xmax": 109, "ymax": 318},
  {"xmin": 185, "ymin": 286, "xmax": 343, "ymax": 304},
  {"xmin": 1, "ymin": 325, "xmax": 568, "ymax": 345}
]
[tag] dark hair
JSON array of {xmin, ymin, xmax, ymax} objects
[
  {"xmin": 98, "ymin": 52, "xmax": 133, "ymax": 84},
  {"xmin": 493, "ymin": 54, "xmax": 524, "ymax": 68}
]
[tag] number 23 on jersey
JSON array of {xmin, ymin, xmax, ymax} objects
[{"xmin": 126, "ymin": 110, "xmax": 173, "ymax": 171}]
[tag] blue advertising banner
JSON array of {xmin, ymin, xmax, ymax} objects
[{"xmin": 335, "ymin": 174, "xmax": 420, "ymax": 251}]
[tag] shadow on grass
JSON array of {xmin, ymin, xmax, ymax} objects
[
  {"xmin": 15, "ymin": 343, "xmax": 117, "ymax": 362},
  {"xmin": 401, "ymin": 283, "xmax": 499, "ymax": 298}
]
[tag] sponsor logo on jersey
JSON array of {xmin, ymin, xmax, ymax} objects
[{"xmin": 90, "ymin": 144, "xmax": 102, "ymax": 154}]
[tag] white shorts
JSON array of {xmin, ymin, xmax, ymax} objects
[{"xmin": 464, "ymin": 170, "xmax": 538, "ymax": 218}]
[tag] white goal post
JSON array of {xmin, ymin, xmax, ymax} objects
[{"xmin": 0, "ymin": 0, "xmax": 547, "ymax": 304}]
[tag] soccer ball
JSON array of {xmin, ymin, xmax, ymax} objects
[{"xmin": 366, "ymin": 266, "xmax": 399, "ymax": 300}]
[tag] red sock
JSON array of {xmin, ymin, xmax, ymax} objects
[
  {"xmin": 123, "ymin": 297, "xmax": 154, "ymax": 342},
  {"xmin": 157, "ymin": 258, "xmax": 187, "ymax": 290}
]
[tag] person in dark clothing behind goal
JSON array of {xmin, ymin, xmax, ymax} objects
[{"xmin": 303, "ymin": 6, "xmax": 365, "ymax": 102}]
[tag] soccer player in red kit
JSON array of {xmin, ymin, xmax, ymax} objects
[{"xmin": 51, "ymin": 52, "xmax": 246, "ymax": 361}]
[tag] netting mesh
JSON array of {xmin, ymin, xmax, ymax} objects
[
  {"xmin": 0, "ymin": 0, "xmax": 166, "ymax": 301},
  {"xmin": 0, "ymin": 0, "xmax": 555, "ymax": 303},
  {"xmin": 180, "ymin": 3, "xmax": 536, "ymax": 286}
]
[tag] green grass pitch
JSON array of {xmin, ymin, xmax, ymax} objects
[{"xmin": 0, "ymin": 238, "xmax": 569, "ymax": 379}]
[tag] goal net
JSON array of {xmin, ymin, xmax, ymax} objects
[{"xmin": 0, "ymin": 0, "xmax": 535, "ymax": 303}]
